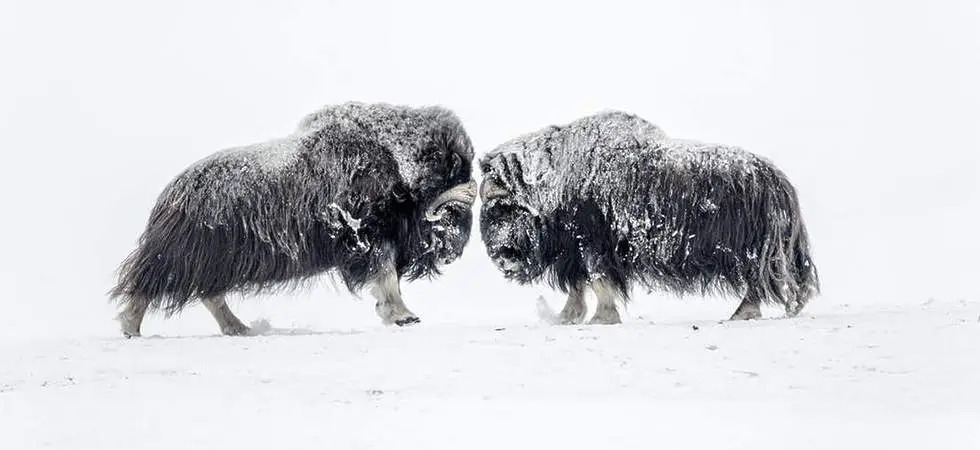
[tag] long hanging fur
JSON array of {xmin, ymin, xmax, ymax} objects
[
  {"xmin": 480, "ymin": 111, "xmax": 819, "ymax": 310},
  {"xmin": 111, "ymin": 102, "xmax": 474, "ymax": 315}
]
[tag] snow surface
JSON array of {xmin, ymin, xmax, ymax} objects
[{"xmin": 2, "ymin": 297, "xmax": 978, "ymax": 449}]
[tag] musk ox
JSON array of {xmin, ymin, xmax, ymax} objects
[
  {"xmin": 480, "ymin": 111, "xmax": 819, "ymax": 324},
  {"xmin": 111, "ymin": 102, "xmax": 476, "ymax": 337}
]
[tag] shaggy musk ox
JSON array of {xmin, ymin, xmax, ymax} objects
[
  {"xmin": 111, "ymin": 102, "xmax": 476, "ymax": 336},
  {"xmin": 480, "ymin": 111, "xmax": 819, "ymax": 324}
]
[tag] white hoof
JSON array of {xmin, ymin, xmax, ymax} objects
[
  {"xmin": 588, "ymin": 306, "xmax": 622, "ymax": 325},
  {"xmin": 785, "ymin": 300, "xmax": 805, "ymax": 318},
  {"xmin": 117, "ymin": 312, "xmax": 143, "ymax": 338},
  {"xmin": 219, "ymin": 321, "xmax": 251, "ymax": 336},
  {"xmin": 376, "ymin": 302, "xmax": 420, "ymax": 327},
  {"xmin": 558, "ymin": 303, "xmax": 587, "ymax": 325},
  {"xmin": 729, "ymin": 303, "xmax": 762, "ymax": 321}
]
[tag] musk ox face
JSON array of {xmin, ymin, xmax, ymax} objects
[
  {"xmin": 479, "ymin": 165, "xmax": 547, "ymax": 282},
  {"xmin": 425, "ymin": 201, "xmax": 473, "ymax": 266},
  {"xmin": 300, "ymin": 102, "xmax": 478, "ymax": 275},
  {"xmin": 414, "ymin": 124, "xmax": 477, "ymax": 268},
  {"xmin": 480, "ymin": 200, "xmax": 545, "ymax": 281},
  {"xmin": 478, "ymin": 140, "xmax": 555, "ymax": 283}
]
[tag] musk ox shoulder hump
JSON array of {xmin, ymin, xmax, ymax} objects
[
  {"xmin": 481, "ymin": 110, "xmax": 668, "ymax": 164},
  {"xmin": 479, "ymin": 111, "xmax": 671, "ymax": 212},
  {"xmin": 295, "ymin": 102, "xmax": 471, "ymax": 190}
]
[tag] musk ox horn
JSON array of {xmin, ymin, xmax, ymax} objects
[
  {"xmin": 425, "ymin": 180, "xmax": 477, "ymax": 222},
  {"xmin": 479, "ymin": 178, "xmax": 509, "ymax": 203}
]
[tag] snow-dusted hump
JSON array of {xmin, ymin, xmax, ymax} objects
[
  {"xmin": 298, "ymin": 102, "xmax": 473, "ymax": 191},
  {"xmin": 480, "ymin": 110, "xmax": 761, "ymax": 218}
]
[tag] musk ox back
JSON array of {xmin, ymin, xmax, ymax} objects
[
  {"xmin": 480, "ymin": 111, "xmax": 818, "ymax": 324},
  {"xmin": 111, "ymin": 102, "xmax": 476, "ymax": 336}
]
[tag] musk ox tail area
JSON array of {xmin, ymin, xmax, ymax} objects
[
  {"xmin": 107, "ymin": 203, "xmax": 309, "ymax": 317},
  {"xmin": 754, "ymin": 170, "xmax": 820, "ymax": 313},
  {"xmin": 109, "ymin": 207, "xmax": 186, "ymax": 316}
]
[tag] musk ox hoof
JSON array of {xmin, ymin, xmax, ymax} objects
[
  {"xmin": 785, "ymin": 300, "xmax": 805, "ymax": 318},
  {"xmin": 558, "ymin": 305, "xmax": 587, "ymax": 325},
  {"xmin": 119, "ymin": 321, "xmax": 141, "ymax": 338},
  {"xmin": 729, "ymin": 309, "xmax": 763, "ymax": 321},
  {"xmin": 117, "ymin": 303, "xmax": 148, "ymax": 339},
  {"xmin": 394, "ymin": 316, "xmax": 421, "ymax": 327},
  {"xmin": 220, "ymin": 322, "xmax": 251, "ymax": 336},
  {"xmin": 729, "ymin": 303, "xmax": 763, "ymax": 321},
  {"xmin": 118, "ymin": 317, "xmax": 142, "ymax": 338},
  {"xmin": 588, "ymin": 307, "xmax": 622, "ymax": 325},
  {"xmin": 121, "ymin": 330, "xmax": 141, "ymax": 339},
  {"xmin": 376, "ymin": 300, "xmax": 420, "ymax": 327},
  {"xmin": 559, "ymin": 315, "xmax": 586, "ymax": 326}
]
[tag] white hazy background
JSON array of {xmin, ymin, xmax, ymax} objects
[{"xmin": 0, "ymin": 0, "xmax": 977, "ymax": 340}]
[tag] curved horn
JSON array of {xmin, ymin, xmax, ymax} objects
[
  {"xmin": 425, "ymin": 180, "xmax": 477, "ymax": 222},
  {"xmin": 479, "ymin": 179, "xmax": 509, "ymax": 203}
]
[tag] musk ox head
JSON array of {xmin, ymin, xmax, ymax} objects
[
  {"xmin": 478, "ymin": 133, "xmax": 558, "ymax": 282},
  {"xmin": 409, "ymin": 108, "xmax": 476, "ymax": 268},
  {"xmin": 416, "ymin": 117, "xmax": 476, "ymax": 266},
  {"xmin": 423, "ymin": 187, "xmax": 475, "ymax": 267},
  {"xmin": 300, "ymin": 102, "xmax": 478, "ymax": 272},
  {"xmin": 480, "ymin": 198, "xmax": 546, "ymax": 282},
  {"xmin": 477, "ymin": 112, "xmax": 666, "ymax": 284}
]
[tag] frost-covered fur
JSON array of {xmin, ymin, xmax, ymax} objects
[
  {"xmin": 480, "ymin": 111, "xmax": 819, "ymax": 321},
  {"xmin": 111, "ymin": 102, "xmax": 475, "ymax": 335}
]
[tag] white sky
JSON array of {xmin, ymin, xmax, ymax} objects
[{"xmin": 1, "ymin": 0, "xmax": 978, "ymax": 339}]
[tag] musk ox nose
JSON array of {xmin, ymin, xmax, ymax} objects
[{"xmin": 492, "ymin": 246, "xmax": 523, "ymax": 272}]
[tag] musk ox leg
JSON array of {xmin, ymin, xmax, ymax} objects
[
  {"xmin": 785, "ymin": 284, "xmax": 817, "ymax": 318},
  {"xmin": 201, "ymin": 295, "xmax": 250, "ymax": 336},
  {"xmin": 370, "ymin": 263, "xmax": 420, "ymax": 327},
  {"xmin": 558, "ymin": 282, "xmax": 588, "ymax": 325},
  {"xmin": 117, "ymin": 299, "xmax": 149, "ymax": 338},
  {"xmin": 588, "ymin": 278, "xmax": 623, "ymax": 325},
  {"xmin": 784, "ymin": 300, "xmax": 802, "ymax": 318},
  {"xmin": 785, "ymin": 301, "xmax": 803, "ymax": 318},
  {"xmin": 729, "ymin": 288, "xmax": 763, "ymax": 321}
]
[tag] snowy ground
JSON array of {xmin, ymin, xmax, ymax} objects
[{"xmin": 2, "ymin": 295, "xmax": 978, "ymax": 449}]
